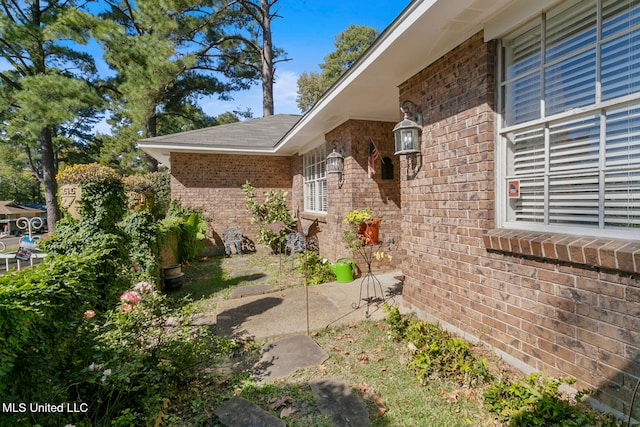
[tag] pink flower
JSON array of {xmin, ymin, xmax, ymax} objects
[
  {"xmin": 83, "ymin": 309, "xmax": 96, "ymax": 319},
  {"xmin": 119, "ymin": 291, "xmax": 141, "ymax": 305},
  {"xmin": 133, "ymin": 281, "xmax": 154, "ymax": 293},
  {"xmin": 120, "ymin": 303, "xmax": 132, "ymax": 312}
]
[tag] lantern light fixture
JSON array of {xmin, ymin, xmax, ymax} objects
[
  {"xmin": 393, "ymin": 101, "xmax": 422, "ymax": 155},
  {"xmin": 326, "ymin": 145, "xmax": 345, "ymax": 188},
  {"xmin": 326, "ymin": 148, "xmax": 344, "ymax": 174}
]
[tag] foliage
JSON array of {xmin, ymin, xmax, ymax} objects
[
  {"xmin": 94, "ymin": 0, "xmax": 261, "ymax": 172},
  {"xmin": 162, "ymin": 202, "xmax": 207, "ymax": 263},
  {"xmin": 119, "ymin": 211, "xmax": 160, "ymax": 281},
  {"xmin": 297, "ymin": 25, "xmax": 378, "ymax": 112},
  {"xmin": 0, "ymin": 0, "xmax": 102, "ymax": 228},
  {"xmin": 242, "ymin": 181, "xmax": 295, "ymax": 253},
  {"xmin": 57, "ymin": 162, "xmax": 122, "ymax": 186},
  {"xmin": 57, "ymin": 163, "xmax": 127, "ymax": 229},
  {"xmin": 0, "ymin": 253, "xmax": 121, "ymax": 412},
  {"xmin": 42, "ymin": 217, "xmax": 132, "ymax": 298},
  {"xmin": 123, "ymin": 174, "xmax": 154, "ymax": 193},
  {"xmin": 147, "ymin": 169, "xmax": 171, "ymax": 219},
  {"xmin": 383, "ymin": 307, "xmax": 492, "ymax": 386},
  {"xmin": 76, "ymin": 286, "xmax": 218, "ymax": 426},
  {"xmin": 296, "ymin": 251, "xmax": 335, "ymax": 285},
  {"xmin": 0, "ymin": 145, "xmax": 42, "ymax": 203},
  {"xmin": 483, "ymin": 373, "xmax": 621, "ymax": 427},
  {"xmin": 383, "ymin": 304, "xmax": 411, "ymax": 339},
  {"xmin": 342, "ymin": 207, "xmax": 382, "ymax": 249}
]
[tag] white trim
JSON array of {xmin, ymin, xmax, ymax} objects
[{"xmin": 484, "ymin": 0, "xmax": 564, "ymax": 41}]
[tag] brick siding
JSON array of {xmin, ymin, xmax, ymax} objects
[
  {"xmin": 398, "ymin": 31, "xmax": 640, "ymax": 417},
  {"xmin": 320, "ymin": 120, "xmax": 403, "ymax": 272},
  {"xmin": 170, "ymin": 152, "xmax": 293, "ymax": 253}
]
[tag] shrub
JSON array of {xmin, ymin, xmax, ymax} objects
[
  {"xmin": 242, "ymin": 181, "xmax": 295, "ymax": 253},
  {"xmin": 0, "ymin": 253, "xmax": 117, "ymax": 413},
  {"xmin": 57, "ymin": 163, "xmax": 126, "ymax": 229},
  {"xmin": 383, "ymin": 307, "xmax": 492, "ymax": 386},
  {"xmin": 483, "ymin": 373, "xmax": 620, "ymax": 426},
  {"xmin": 162, "ymin": 202, "xmax": 207, "ymax": 263},
  {"xmin": 119, "ymin": 211, "xmax": 160, "ymax": 281},
  {"xmin": 296, "ymin": 251, "xmax": 334, "ymax": 285},
  {"xmin": 76, "ymin": 286, "xmax": 216, "ymax": 426}
]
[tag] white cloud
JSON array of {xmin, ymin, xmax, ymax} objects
[{"xmin": 273, "ymin": 69, "xmax": 301, "ymax": 115}]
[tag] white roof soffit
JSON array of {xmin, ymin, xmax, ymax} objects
[{"xmin": 277, "ymin": 0, "xmax": 520, "ymax": 155}]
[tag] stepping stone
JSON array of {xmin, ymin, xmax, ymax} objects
[
  {"xmin": 253, "ymin": 335, "xmax": 328, "ymax": 382},
  {"xmin": 214, "ymin": 396, "xmax": 284, "ymax": 427},
  {"xmin": 230, "ymin": 283, "xmax": 276, "ymax": 299},
  {"xmin": 310, "ymin": 378, "xmax": 371, "ymax": 427}
]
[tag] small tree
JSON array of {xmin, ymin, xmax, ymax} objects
[{"xmin": 242, "ymin": 181, "xmax": 294, "ymax": 253}]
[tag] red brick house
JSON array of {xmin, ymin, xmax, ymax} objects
[{"xmin": 140, "ymin": 0, "xmax": 640, "ymax": 418}]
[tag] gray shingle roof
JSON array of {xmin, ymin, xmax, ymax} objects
[{"xmin": 138, "ymin": 114, "xmax": 301, "ymax": 151}]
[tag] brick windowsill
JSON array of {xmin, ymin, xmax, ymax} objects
[{"xmin": 483, "ymin": 229, "xmax": 640, "ymax": 275}]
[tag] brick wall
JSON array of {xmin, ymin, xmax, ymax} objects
[
  {"xmin": 322, "ymin": 120, "xmax": 403, "ymax": 273},
  {"xmin": 398, "ymin": 31, "xmax": 640, "ymax": 417},
  {"xmin": 171, "ymin": 152, "xmax": 293, "ymax": 253}
]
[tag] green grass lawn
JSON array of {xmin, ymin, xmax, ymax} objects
[
  {"xmin": 166, "ymin": 251, "xmax": 505, "ymax": 426},
  {"xmin": 167, "ymin": 251, "xmax": 624, "ymax": 427}
]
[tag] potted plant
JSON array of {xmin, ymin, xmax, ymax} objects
[{"xmin": 342, "ymin": 208, "xmax": 383, "ymax": 248}]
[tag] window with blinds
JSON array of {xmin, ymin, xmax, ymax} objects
[
  {"xmin": 500, "ymin": 0, "xmax": 640, "ymax": 237},
  {"xmin": 303, "ymin": 146, "xmax": 327, "ymax": 214}
]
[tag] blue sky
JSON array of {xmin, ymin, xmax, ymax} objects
[{"xmin": 201, "ymin": 0, "xmax": 409, "ymax": 117}]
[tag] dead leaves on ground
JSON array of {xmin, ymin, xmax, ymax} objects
[
  {"xmin": 267, "ymin": 395, "xmax": 296, "ymax": 419},
  {"xmin": 356, "ymin": 383, "xmax": 387, "ymax": 417}
]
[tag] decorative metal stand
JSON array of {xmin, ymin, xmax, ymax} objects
[
  {"xmin": 16, "ymin": 216, "xmax": 44, "ymax": 239},
  {"xmin": 351, "ymin": 241, "xmax": 386, "ymax": 318},
  {"xmin": 0, "ymin": 216, "xmax": 46, "ymax": 274}
]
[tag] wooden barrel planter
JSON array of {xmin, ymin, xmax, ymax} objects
[{"xmin": 162, "ymin": 264, "xmax": 183, "ymax": 291}]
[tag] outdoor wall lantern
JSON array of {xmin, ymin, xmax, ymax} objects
[
  {"xmin": 326, "ymin": 142, "xmax": 345, "ymax": 187},
  {"xmin": 393, "ymin": 100, "xmax": 422, "ymax": 155}
]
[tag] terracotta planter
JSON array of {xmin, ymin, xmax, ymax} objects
[{"xmin": 358, "ymin": 218, "xmax": 380, "ymax": 245}]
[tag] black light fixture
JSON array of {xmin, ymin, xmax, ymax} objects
[
  {"xmin": 393, "ymin": 100, "xmax": 422, "ymax": 155},
  {"xmin": 326, "ymin": 148, "xmax": 344, "ymax": 175},
  {"xmin": 326, "ymin": 142, "xmax": 345, "ymax": 188}
]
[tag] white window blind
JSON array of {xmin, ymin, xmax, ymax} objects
[
  {"xmin": 303, "ymin": 146, "xmax": 327, "ymax": 214},
  {"xmin": 499, "ymin": 0, "xmax": 640, "ymax": 237}
]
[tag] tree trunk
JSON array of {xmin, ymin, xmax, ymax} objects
[
  {"xmin": 261, "ymin": 0, "xmax": 274, "ymax": 116},
  {"xmin": 145, "ymin": 114, "xmax": 159, "ymax": 172},
  {"xmin": 40, "ymin": 126, "xmax": 61, "ymax": 232}
]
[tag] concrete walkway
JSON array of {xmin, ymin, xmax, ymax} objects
[
  {"xmin": 213, "ymin": 270, "xmax": 404, "ymax": 341},
  {"xmin": 203, "ymin": 255, "xmax": 405, "ymax": 426}
]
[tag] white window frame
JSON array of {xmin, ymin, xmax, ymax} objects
[
  {"xmin": 302, "ymin": 145, "xmax": 327, "ymax": 214},
  {"xmin": 496, "ymin": 0, "xmax": 640, "ymax": 240}
]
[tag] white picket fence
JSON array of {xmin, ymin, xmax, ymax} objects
[
  {"xmin": 0, "ymin": 232, "xmax": 47, "ymax": 274},
  {"xmin": 0, "ymin": 252, "xmax": 47, "ymax": 273}
]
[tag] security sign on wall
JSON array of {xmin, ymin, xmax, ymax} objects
[{"xmin": 508, "ymin": 179, "xmax": 520, "ymax": 199}]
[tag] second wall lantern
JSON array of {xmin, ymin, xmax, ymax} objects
[{"xmin": 393, "ymin": 100, "xmax": 422, "ymax": 155}]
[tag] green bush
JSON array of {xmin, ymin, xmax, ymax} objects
[
  {"xmin": 162, "ymin": 202, "xmax": 207, "ymax": 263},
  {"xmin": 0, "ymin": 253, "xmax": 116, "ymax": 410},
  {"xmin": 383, "ymin": 307, "xmax": 492, "ymax": 386},
  {"xmin": 76, "ymin": 287, "xmax": 216, "ymax": 426},
  {"xmin": 119, "ymin": 211, "xmax": 160, "ymax": 280},
  {"xmin": 242, "ymin": 181, "xmax": 295, "ymax": 253},
  {"xmin": 483, "ymin": 373, "xmax": 620, "ymax": 426},
  {"xmin": 57, "ymin": 163, "xmax": 126, "ymax": 229},
  {"xmin": 296, "ymin": 251, "xmax": 335, "ymax": 285}
]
